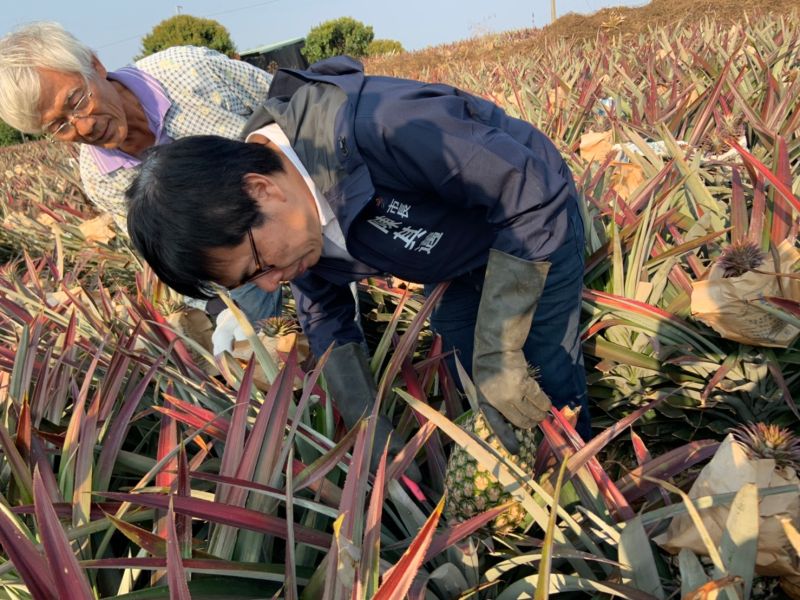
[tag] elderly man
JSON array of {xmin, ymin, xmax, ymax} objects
[
  {"xmin": 126, "ymin": 56, "xmax": 592, "ymax": 463},
  {"xmin": 0, "ymin": 21, "xmax": 280, "ymax": 322}
]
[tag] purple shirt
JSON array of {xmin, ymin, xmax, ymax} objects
[{"xmin": 85, "ymin": 67, "xmax": 173, "ymax": 175}]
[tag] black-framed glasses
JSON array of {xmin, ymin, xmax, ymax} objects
[
  {"xmin": 44, "ymin": 89, "xmax": 94, "ymax": 139},
  {"xmin": 235, "ymin": 228, "xmax": 274, "ymax": 288}
]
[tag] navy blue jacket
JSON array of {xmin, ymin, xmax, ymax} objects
[{"xmin": 246, "ymin": 57, "xmax": 580, "ymax": 357}]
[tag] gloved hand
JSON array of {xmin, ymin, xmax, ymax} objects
[
  {"xmin": 323, "ymin": 342, "xmax": 421, "ymax": 481},
  {"xmin": 473, "ymin": 249, "xmax": 552, "ymax": 451}
]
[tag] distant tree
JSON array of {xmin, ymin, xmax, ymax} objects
[
  {"xmin": 138, "ymin": 15, "xmax": 236, "ymax": 59},
  {"xmin": 366, "ymin": 39, "xmax": 405, "ymax": 57},
  {"xmin": 0, "ymin": 121, "xmax": 24, "ymax": 147},
  {"xmin": 302, "ymin": 17, "xmax": 374, "ymax": 64}
]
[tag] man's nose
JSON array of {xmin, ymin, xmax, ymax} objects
[
  {"xmin": 72, "ymin": 115, "xmax": 96, "ymax": 139},
  {"xmin": 253, "ymin": 271, "xmax": 282, "ymax": 294}
]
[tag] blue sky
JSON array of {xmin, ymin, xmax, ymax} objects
[{"xmin": 1, "ymin": 0, "xmax": 645, "ymax": 70}]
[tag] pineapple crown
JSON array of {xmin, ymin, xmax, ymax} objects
[
  {"xmin": 259, "ymin": 316, "xmax": 300, "ymax": 337},
  {"xmin": 730, "ymin": 422, "xmax": 800, "ymax": 471},
  {"xmin": 716, "ymin": 240, "xmax": 766, "ymax": 278}
]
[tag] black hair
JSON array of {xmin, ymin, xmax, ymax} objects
[{"xmin": 126, "ymin": 135, "xmax": 283, "ymax": 299}]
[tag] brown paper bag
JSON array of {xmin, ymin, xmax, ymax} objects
[
  {"xmin": 691, "ymin": 240, "xmax": 800, "ymax": 348},
  {"xmin": 579, "ymin": 130, "xmax": 614, "ymax": 163},
  {"xmin": 657, "ymin": 435, "xmax": 800, "ymax": 577},
  {"xmin": 166, "ymin": 307, "xmax": 217, "ymax": 374}
]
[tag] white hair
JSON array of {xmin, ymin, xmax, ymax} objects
[{"xmin": 0, "ymin": 22, "xmax": 95, "ymax": 133}]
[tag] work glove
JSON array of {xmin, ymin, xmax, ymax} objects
[
  {"xmin": 473, "ymin": 249, "xmax": 552, "ymax": 452},
  {"xmin": 323, "ymin": 342, "xmax": 421, "ymax": 481}
]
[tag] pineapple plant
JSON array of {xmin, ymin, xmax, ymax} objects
[
  {"xmin": 731, "ymin": 422, "xmax": 800, "ymax": 473},
  {"xmin": 259, "ymin": 315, "xmax": 301, "ymax": 337},
  {"xmin": 699, "ymin": 112, "xmax": 746, "ymax": 158},
  {"xmin": 444, "ymin": 411, "xmax": 537, "ymax": 532},
  {"xmin": 716, "ymin": 240, "xmax": 767, "ymax": 278}
]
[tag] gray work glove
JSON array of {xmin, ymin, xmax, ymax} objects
[
  {"xmin": 323, "ymin": 342, "xmax": 421, "ymax": 481},
  {"xmin": 473, "ymin": 249, "xmax": 553, "ymax": 450}
]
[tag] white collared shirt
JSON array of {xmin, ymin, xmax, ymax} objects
[{"xmin": 246, "ymin": 123, "xmax": 353, "ymax": 262}]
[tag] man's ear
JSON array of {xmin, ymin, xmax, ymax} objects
[
  {"xmin": 242, "ymin": 172, "xmax": 284, "ymax": 205},
  {"xmin": 91, "ymin": 55, "xmax": 108, "ymax": 79}
]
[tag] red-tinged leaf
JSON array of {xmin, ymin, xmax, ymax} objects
[
  {"xmin": 361, "ymin": 442, "xmax": 391, "ymax": 596},
  {"xmin": 0, "ymin": 421, "xmax": 34, "ymax": 503},
  {"xmin": 98, "ymin": 326, "xmax": 141, "ymax": 422},
  {"xmin": 371, "ymin": 288, "xmax": 411, "ymax": 375},
  {"xmin": 770, "ymin": 136, "xmax": 793, "ymax": 244},
  {"xmin": 564, "ymin": 396, "xmax": 664, "ymax": 477},
  {"xmin": 337, "ymin": 416, "xmax": 373, "ymax": 541},
  {"xmin": 539, "ymin": 418, "xmax": 619, "ymax": 519},
  {"xmin": 80, "ymin": 557, "xmax": 303, "ymax": 581},
  {"xmin": 16, "ymin": 399, "xmax": 32, "ymax": 464},
  {"xmin": 399, "ymin": 358, "xmax": 446, "ymax": 483},
  {"xmin": 730, "ymin": 168, "xmax": 748, "ymax": 243},
  {"xmin": 551, "ymin": 411, "xmax": 635, "ymax": 522},
  {"xmin": 401, "ymin": 476, "xmax": 426, "ymax": 502},
  {"xmin": 156, "ymin": 410, "xmax": 179, "ymax": 537},
  {"xmin": 760, "ymin": 296, "xmax": 800, "ymax": 318},
  {"xmin": 162, "ymin": 394, "xmax": 230, "ymax": 436},
  {"xmin": 424, "ymin": 501, "xmax": 515, "ymax": 562},
  {"xmin": 418, "ymin": 335, "xmax": 444, "ymax": 393},
  {"xmin": 729, "ymin": 138, "xmax": 800, "ymax": 214},
  {"xmin": 701, "ymin": 353, "xmax": 738, "ymax": 401},
  {"xmin": 766, "ymin": 354, "xmax": 800, "ymax": 420},
  {"xmin": 166, "ymin": 497, "xmax": 192, "ymax": 600},
  {"xmin": 616, "ymin": 440, "xmax": 719, "ymax": 502},
  {"xmin": 631, "ymin": 430, "xmax": 671, "ymax": 506},
  {"xmin": 135, "ymin": 296, "xmax": 198, "ymax": 376},
  {"xmin": 630, "ymin": 430, "xmax": 651, "ymax": 465},
  {"xmin": 217, "ymin": 356, "xmax": 256, "ymax": 504},
  {"xmin": 748, "ymin": 176, "xmax": 767, "ymax": 245},
  {"xmin": 0, "ymin": 296, "xmax": 33, "ymax": 324},
  {"xmin": 74, "ymin": 391, "xmax": 100, "ymax": 529},
  {"xmin": 289, "ymin": 460, "xmax": 343, "ymax": 507},
  {"xmin": 291, "ymin": 422, "xmax": 360, "ymax": 494},
  {"xmin": 376, "ymin": 498, "xmax": 445, "ymax": 600},
  {"xmin": 13, "ymin": 502, "xmax": 124, "ymax": 519},
  {"xmin": 252, "ymin": 347, "xmax": 299, "ymax": 483},
  {"xmin": 537, "ymin": 460, "xmax": 569, "ymax": 600},
  {"xmin": 107, "ymin": 514, "xmax": 169, "ymax": 556},
  {"xmin": 29, "ymin": 430, "xmax": 63, "ymax": 504},
  {"xmin": 0, "ymin": 505, "xmax": 58, "ymax": 599},
  {"xmin": 688, "ymin": 53, "xmax": 737, "ymax": 147},
  {"xmin": 98, "ymin": 492, "xmax": 331, "ymax": 550},
  {"xmin": 176, "ymin": 446, "xmax": 192, "ymax": 558},
  {"xmin": 377, "ymin": 282, "xmax": 449, "ymax": 403},
  {"xmin": 228, "ymin": 353, "xmax": 294, "ymax": 516},
  {"xmin": 33, "ymin": 467, "xmax": 94, "ymax": 599},
  {"xmin": 151, "ymin": 406, "xmax": 228, "ymax": 442},
  {"xmin": 95, "ymin": 357, "xmax": 164, "ymax": 491}
]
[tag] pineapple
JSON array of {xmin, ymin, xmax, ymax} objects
[
  {"xmin": 730, "ymin": 422, "xmax": 800, "ymax": 472},
  {"xmin": 259, "ymin": 315, "xmax": 301, "ymax": 337},
  {"xmin": 699, "ymin": 112, "xmax": 745, "ymax": 157},
  {"xmin": 716, "ymin": 240, "xmax": 766, "ymax": 278},
  {"xmin": 444, "ymin": 411, "xmax": 538, "ymax": 533}
]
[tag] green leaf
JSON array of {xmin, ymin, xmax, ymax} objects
[
  {"xmin": 718, "ymin": 482, "xmax": 758, "ymax": 598},
  {"xmin": 536, "ymin": 459, "xmax": 569, "ymax": 600},
  {"xmin": 678, "ymin": 548, "xmax": 709, "ymax": 596},
  {"xmin": 618, "ymin": 516, "xmax": 666, "ymax": 599}
]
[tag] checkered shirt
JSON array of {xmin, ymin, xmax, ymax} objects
[{"xmin": 79, "ymin": 45, "xmax": 272, "ymax": 229}]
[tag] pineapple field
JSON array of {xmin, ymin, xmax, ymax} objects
[{"xmin": 0, "ymin": 6, "xmax": 799, "ymax": 600}]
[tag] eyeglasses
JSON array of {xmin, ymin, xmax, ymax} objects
[
  {"xmin": 44, "ymin": 89, "xmax": 94, "ymax": 139},
  {"xmin": 234, "ymin": 228, "xmax": 274, "ymax": 289}
]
